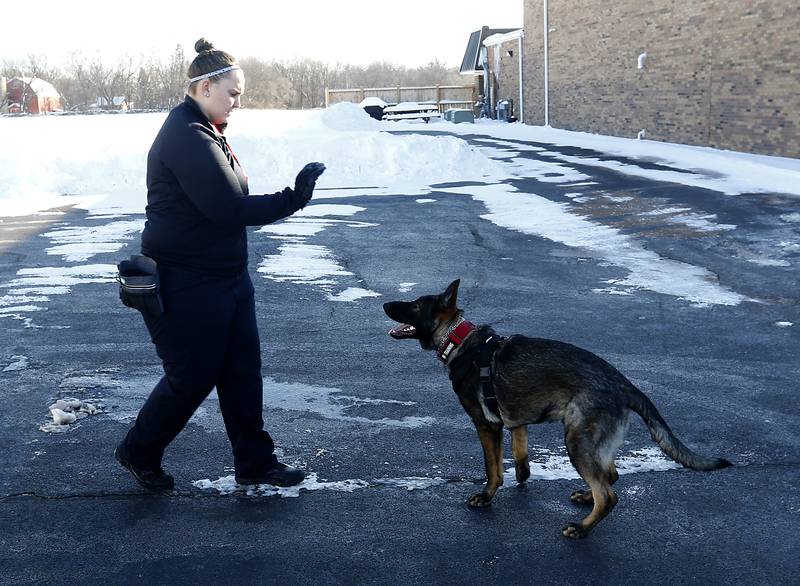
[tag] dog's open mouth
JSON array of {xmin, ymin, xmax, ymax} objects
[{"xmin": 388, "ymin": 324, "xmax": 417, "ymax": 339}]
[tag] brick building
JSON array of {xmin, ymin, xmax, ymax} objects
[{"xmin": 521, "ymin": 0, "xmax": 800, "ymax": 158}]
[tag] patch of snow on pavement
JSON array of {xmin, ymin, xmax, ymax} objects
[
  {"xmin": 261, "ymin": 377, "xmax": 434, "ymax": 429},
  {"xmin": 193, "ymin": 472, "xmax": 370, "ymax": 497},
  {"xmin": 3, "ymin": 355, "xmax": 29, "ymax": 371},
  {"xmin": 439, "ymin": 183, "xmax": 747, "ymax": 306},
  {"xmin": 373, "ymin": 477, "xmax": 448, "ymax": 491},
  {"xmin": 257, "ymin": 204, "xmax": 381, "ymax": 301},
  {"xmin": 0, "ymin": 265, "xmax": 117, "ymax": 322},
  {"xmin": 505, "ymin": 446, "xmax": 682, "ymax": 482},
  {"xmin": 326, "ymin": 287, "xmax": 381, "ymax": 302},
  {"xmin": 43, "ymin": 219, "xmax": 145, "ymax": 262}
]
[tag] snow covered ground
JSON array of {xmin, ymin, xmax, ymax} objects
[
  {"xmin": 2, "ymin": 102, "xmax": 798, "ymax": 313},
  {"xmin": 2, "ymin": 102, "xmax": 798, "ymax": 219}
]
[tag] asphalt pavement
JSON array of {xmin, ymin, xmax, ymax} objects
[{"xmin": 1, "ymin": 130, "xmax": 798, "ymax": 585}]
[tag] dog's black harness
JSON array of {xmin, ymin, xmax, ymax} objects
[
  {"xmin": 446, "ymin": 325, "xmax": 507, "ymax": 420},
  {"xmin": 477, "ymin": 333, "xmax": 507, "ymax": 418}
]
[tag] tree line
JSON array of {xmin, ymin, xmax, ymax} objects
[{"xmin": 1, "ymin": 45, "xmax": 465, "ymax": 111}]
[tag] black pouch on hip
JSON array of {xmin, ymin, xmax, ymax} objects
[{"xmin": 117, "ymin": 254, "xmax": 163, "ymax": 318}]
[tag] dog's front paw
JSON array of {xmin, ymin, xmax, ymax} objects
[
  {"xmin": 466, "ymin": 492, "xmax": 493, "ymax": 508},
  {"xmin": 562, "ymin": 522, "xmax": 588, "ymax": 539}
]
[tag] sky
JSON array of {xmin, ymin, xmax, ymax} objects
[{"xmin": 2, "ymin": 0, "xmax": 523, "ymax": 68}]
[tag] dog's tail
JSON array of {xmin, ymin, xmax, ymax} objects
[{"xmin": 624, "ymin": 385, "xmax": 732, "ymax": 471}]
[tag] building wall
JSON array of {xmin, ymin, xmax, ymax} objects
[
  {"xmin": 487, "ymin": 40, "xmax": 522, "ymax": 119},
  {"xmin": 521, "ymin": 0, "xmax": 800, "ymax": 158}
]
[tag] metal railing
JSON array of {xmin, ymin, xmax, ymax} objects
[{"xmin": 325, "ymin": 85, "xmax": 476, "ymax": 113}]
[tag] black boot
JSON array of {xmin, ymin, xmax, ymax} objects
[
  {"xmin": 115, "ymin": 446, "xmax": 175, "ymax": 492},
  {"xmin": 235, "ymin": 462, "xmax": 305, "ymax": 487}
]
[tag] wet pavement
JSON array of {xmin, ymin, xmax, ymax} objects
[{"xmin": 1, "ymin": 131, "xmax": 799, "ymax": 584}]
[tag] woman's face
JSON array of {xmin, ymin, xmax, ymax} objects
[{"xmin": 197, "ymin": 69, "xmax": 245, "ymax": 125}]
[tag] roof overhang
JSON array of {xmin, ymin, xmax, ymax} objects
[
  {"xmin": 460, "ymin": 27, "xmax": 520, "ymax": 75},
  {"xmin": 483, "ymin": 29, "xmax": 524, "ymax": 47}
]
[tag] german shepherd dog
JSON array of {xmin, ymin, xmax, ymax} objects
[{"xmin": 383, "ymin": 279, "xmax": 731, "ymax": 539}]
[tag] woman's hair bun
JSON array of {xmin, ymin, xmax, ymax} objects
[{"xmin": 195, "ymin": 38, "xmax": 215, "ymax": 53}]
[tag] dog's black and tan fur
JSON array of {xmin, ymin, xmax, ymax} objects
[{"xmin": 384, "ymin": 279, "xmax": 731, "ymax": 539}]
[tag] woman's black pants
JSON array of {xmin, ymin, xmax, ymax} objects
[{"xmin": 120, "ymin": 266, "xmax": 278, "ymax": 477}]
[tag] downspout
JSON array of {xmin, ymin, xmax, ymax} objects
[
  {"xmin": 543, "ymin": 0, "xmax": 550, "ymax": 126},
  {"xmin": 518, "ymin": 32, "xmax": 524, "ymax": 123}
]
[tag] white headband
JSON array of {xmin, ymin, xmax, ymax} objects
[{"xmin": 188, "ymin": 65, "xmax": 241, "ymax": 84}]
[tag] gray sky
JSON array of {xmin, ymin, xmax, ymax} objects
[{"xmin": 3, "ymin": 0, "xmax": 523, "ymax": 68}]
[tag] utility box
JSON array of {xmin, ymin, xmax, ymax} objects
[
  {"xmin": 496, "ymin": 100, "xmax": 509, "ymax": 121},
  {"xmin": 452, "ymin": 109, "xmax": 474, "ymax": 124},
  {"xmin": 445, "ymin": 108, "xmax": 474, "ymax": 124}
]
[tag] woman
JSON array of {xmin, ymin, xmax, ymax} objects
[{"xmin": 116, "ymin": 38, "xmax": 324, "ymax": 491}]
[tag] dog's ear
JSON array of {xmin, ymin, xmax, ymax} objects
[{"xmin": 439, "ymin": 278, "xmax": 460, "ymax": 310}]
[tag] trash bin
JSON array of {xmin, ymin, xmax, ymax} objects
[
  {"xmin": 359, "ymin": 97, "xmax": 387, "ymax": 121},
  {"xmin": 496, "ymin": 100, "xmax": 509, "ymax": 122}
]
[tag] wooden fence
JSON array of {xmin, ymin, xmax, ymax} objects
[{"xmin": 325, "ymin": 84, "xmax": 476, "ymax": 113}]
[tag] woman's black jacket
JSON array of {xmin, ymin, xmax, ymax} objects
[{"xmin": 141, "ymin": 95, "xmax": 299, "ymax": 276}]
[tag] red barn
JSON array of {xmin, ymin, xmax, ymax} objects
[{"xmin": 6, "ymin": 77, "xmax": 62, "ymax": 114}]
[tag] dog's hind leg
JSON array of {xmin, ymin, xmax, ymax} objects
[
  {"xmin": 511, "ymin": 426, "xmax": 530, "ymax": 483},
  {"xmin": 569, "ymin": 412, "xmax": 627, "ymax": 506},
  {"xmin": 570, "ymin": 461, "xmax": 618, "ymax": 505},
  {"xmin": 467, "ymin": 424, "xmax": 504, "ymax": 508},
  {"xmin": 562, "ymin": 417, "xmax": 625, "ymax": 539}
]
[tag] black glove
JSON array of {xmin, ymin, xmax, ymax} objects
[{"xmin": 293, "ymin": 162, "xmax": 326, "ymax": 210}]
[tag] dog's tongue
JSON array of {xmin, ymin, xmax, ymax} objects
[{"xmin": 389, "ymin": 324, "xmax": 416, "ymax": 339}]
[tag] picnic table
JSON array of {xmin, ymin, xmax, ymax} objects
[{"xmin": 382, "ymin": 102, "xmax": 441, "ymax": 122}]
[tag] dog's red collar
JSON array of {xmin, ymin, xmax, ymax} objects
[{"xmin": 437, "ymin": 318, "xmax": 477, "ymax": 362}]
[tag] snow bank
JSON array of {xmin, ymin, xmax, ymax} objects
[
  {"xmin": 431, "ymin": 120, "xmax": 800, "ymax": 197},
  {"xmin": 0, "ymin": 106, "xmax": 505, "ymax": 218},
  {"xmin": 231, "ymin": 105, "xmax": 505, "ymax": 196},
  {"xmin": 0, "ymin": 114, "xmax": 164, "ymax": 217}
]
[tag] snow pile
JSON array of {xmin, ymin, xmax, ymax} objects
[
  {"xmin": 39, "ymin": 397, "xmax": 102, "ymax": 433},
  {"xmin": 0, "ymin": 114, "xmax": 163, "ymax": 217},
  {"xmin": 317, "ymin": 101, "xmax": 382, "ymax": 131},
  {"xmin": 231, "ymin": 108, "xmax": 505, "ymax": 196}
]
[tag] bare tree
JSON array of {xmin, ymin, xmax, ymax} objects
[
  {"xmin": 67, "ymin": 52, "xmax": 137, "ymax": 110},
  {"xmin": 3, "ymin": 46, "xmax": 465, "ymax": 112},
  {"xmin": 239, "ymin": 57, "xmax": 294, "ymax": 109}
]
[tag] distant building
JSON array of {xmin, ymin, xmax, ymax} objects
[{"xmin": 6, "ymin": 77, "xmax": 62, "ymax": 114}]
